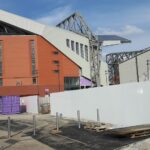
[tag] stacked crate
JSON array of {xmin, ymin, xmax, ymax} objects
[{"xmin": 0, "ymin": 96, "xmax": 20, "ymax": 115}]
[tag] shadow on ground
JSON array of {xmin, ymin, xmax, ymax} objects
[
  {"xmin": 27, "ymin": 125, "xmax": 150, "ymax": 150},
  {"xmin": 0, "ymin": 120, "xmax": 32, "ymax": 133}
]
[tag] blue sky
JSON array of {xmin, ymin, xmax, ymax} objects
[{"xmin": 0, "ymin": 0, "xmax": 150, "ymax": 54}]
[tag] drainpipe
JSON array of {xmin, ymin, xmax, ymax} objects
[{"xmin": 135, "ymin": 56, "xmax": 139, "ymax": 82}]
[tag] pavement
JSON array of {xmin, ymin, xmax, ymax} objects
[
  {"xmin": 0, "ymin": 114, "xmax": 55, "ymax": 150},
  {"xmin": 0, "ymin": 114, "xmax": 150, "ymax": 150},
  {"xmin": 0, "ymin": 113, "xmax": 74, "ymax": 150},
  {"xmin": 117, "ymin": 138, "xmax": 150, "ymax": 150},
  {"xmin": 0, "ymin": 136, "xmax": 55, "ymax": 150}
]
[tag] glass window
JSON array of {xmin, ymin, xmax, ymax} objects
[
  {"xmin": 71, "ymin": 41, "xmax": 74, "ymax": 51},
  {"xmin": 76, "ymin": 42, "xmax": 79, "ymax": 55},
  {"xmin": 85, "ymin": 45, "xmax": 89, "ymax": 61},
  {"xmin": 66, "ymin": 39, "xmax": 70, "ymax": 48},
  {"xmin": 30, "ymin": 40, "xmax": 36, "ymax": 76},
  {"xmin": 80, "ymin": 44, "xmax": 84, "ymax": 58},
  {"xmin": 0, "ymin": 41, "xmax": 2, "ymax": 77},
  {"xmin": 53, "ymin": 70, "xmax": 59, "ymax": 74},
  {"xmin": 32, "ymin": 77, "xmax": 37, "ymax": 84},
  {"xmin": 53, "ymin": 51, "xmax": 59, "ymax": 55},
  {"xmin": 53, "ymin": 60, "xmax": 59, "ymax": 65},
  {"xmin": 64, "ymin": 77, "xmax": 80, "ymax": 90},
  {"xmin": 0, "ymin": 62, "xmax": 2, "ymax": 77},
  {"xmin": 0, "ymin": 78, "xmax": 2, "ymax": 86}
]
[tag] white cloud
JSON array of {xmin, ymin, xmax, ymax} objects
[
  {"xmin": 36, "ymin": 5, "xmax": 72, "ymax": 25},
  {"xmin": 96, "ymin": 25, "xmax": 144, "ymax": 36}
]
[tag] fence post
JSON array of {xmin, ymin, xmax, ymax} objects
[
  {"xmin": 8, "ymin": 116, "xmax": 11, "ymax": 139},
  {"xmin": 77, "ymin": 110, "xmax": 81, "ymax": 129},
  {"xmin": 56, "ymin": 112, "xmax": 59, "ymax": 131},
  {"xmin": 97, "ymin": 108, "xmax": 100, "ymax": 126},
  {"xmin": 33, "ymin": 115, "xmax": 36, "ymax": 136}
]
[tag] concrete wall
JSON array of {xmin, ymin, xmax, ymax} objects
[
  {"xmin": 119, "ymin": 58, "xmax": 137, "ymax": 83},
  {"xmin": 138, "ymin": 51, "xmax": 150, "ymax": 81},
  {"xmin": 119, "ymin": 51, "xmax": 150, "ymax": 84},
  {"xmin": 20, "ymin": 95, "xmax": 39, "ymax": 113},
  {"xmin": 50, "ymin": 81, "xmax": 150, "ymax": 127},
  {"xmin": 100, "ymin": 61, "xmax": 109, "ymax": 86}
]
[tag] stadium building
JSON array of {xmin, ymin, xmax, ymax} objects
[{"xmin": 0, "ymin": 10, "xmax": 130, "ymax": 96}]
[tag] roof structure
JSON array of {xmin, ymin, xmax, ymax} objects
[
  {"xmin": 97, "ymin": 35, "xmax": 131, "ymax": 43},
  {"xmin": 0, "ymin": 9, "xmax": 92, "ymax": 79},
  {"xmin": 106, "ymin": 47, "xmax": 150, "ymax": 85},
  {"xmin": 0, "ymin": 9, "xmax": 131, "ymax": 84}
]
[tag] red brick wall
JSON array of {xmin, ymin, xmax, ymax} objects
[
  {"xmin": 36, "ymin": 36, "xmax": 80, "ymax": 92},
  {"xmin": 0, "ymin": 35, "xmax": 37, "ymax": 86},
  {"xmin": 0, "ymin": 35, "xmax": 79, "ymax": 96}
]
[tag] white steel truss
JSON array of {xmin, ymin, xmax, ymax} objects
[{"xmin": 56, "ymin": 12, "xmax": 102, "ymax": 86}]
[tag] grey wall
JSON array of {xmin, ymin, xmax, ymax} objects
[{"xmin": 119, "ymin": 51, "xmax": 150, "ymax": 84}]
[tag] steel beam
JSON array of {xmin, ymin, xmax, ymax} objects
[
  {"xmin": 57, "ymin": 12, "xmax": 102, "ymax": 86},
  {"xmin": 106, "ymin": 47, "xmax": 150, "ymax": 85}
]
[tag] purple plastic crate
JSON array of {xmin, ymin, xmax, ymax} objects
[
  {"xmin": 1, "ymin": 96, "xmax": 20, "ymax": 115},
  {"xmin": 0, "ymin": 97, "xmax": 2, "ymax": 114}
]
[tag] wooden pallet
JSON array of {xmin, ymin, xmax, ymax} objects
[
  {"xmin": 109, "ymin": 124, "xmax": 150, "ymax": 138},
  {"xmin": 50, "ymin": 129, "xmax": 62, "ymax": 134},
  {"xmin": 84, "ymin": 122, "xmax": 107, "ymax": 132},
  {"xmin": 130, "ymin": 130, "xmax": 150, "ymax": 138}
]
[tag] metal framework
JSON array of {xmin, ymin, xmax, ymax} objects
[
  {"xmin": 106, "ymin": 47, "xmax": 150, "ymax": 85},
  {"xmin": 0, "ymin": 21, "xmax": 34, "ymax": 35},
  {"xmin": 56, "ymin": 12, "xmax": 102, "ymax": 86}
]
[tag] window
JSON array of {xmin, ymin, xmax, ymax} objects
[
  {"xmin": 0, "ymin": 62, "xmax": 2, "ymax": 77},
  {"xmin": 80, "ymin": 44, "xmax": 84, "ymax": 58},
  {"xmin": 53, "ymin": 51, "xmax": 59, "ymax": 55},
  {"xmin": 30, "ymin": 40, "xmax": 36, "ymax": 76},
  {"xmin": 85, "ymin": 45, "xmax": 89, "ymax": 61},
  {"xmin": 16, "ymin": 81, "xmax": 22, "ymax": 86},
  {"xmin": 53, "ymin": 70, "xmax": 59, "ymax": 74},
  {"xmin": 71, "ymin": 41, "xmax": 74, "ymax": 51},
  {"xmin": 53, "ymin": 60, "xmax": 59, "ymax": 65},
  {"xmin": 0, "ymin": 41, "xmax": 2, "ymax": 77},
  {"xmin": 32, "ymin": 77, "xmax": 37, "ymax": 84},
  {"xmin": 66, "ymin": 39, "xmax": 70, "ymax": 48},
  {"xmin": 64, "ymin": 77, "xmax": 80, "ymax": 90},
  {"xmin": 0, "ymin": 78, "xmax": 2, "ymax": 86},
  {"xmin": 76, "ymin": 42, "xmax": 79, "ymax": 55}
]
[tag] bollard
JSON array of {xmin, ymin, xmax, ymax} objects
[
  {"xmin": 77, "ymin": 110, "xmax": 81, "ymax": 129},
  {"xmin": 8, "ymin": 116, "xmax": 11, "ymax": 139},
  {"xmin": 56, "ymin": 112, "xmax": 59, "ymax": 131},
  {"xmin": 97, "ymin": 108, "xmax": 100, "ymax": 126},
  {"xmin": 60, "ymin": 113, "xmax": 63, "ymax": 119},
  {"xmin": 33, "ymin": 115, "xmax": 36, "ymax": 136},
  {"xmin": 59, "ymin": 113, "xmax": 63, "ymax": 127}
]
